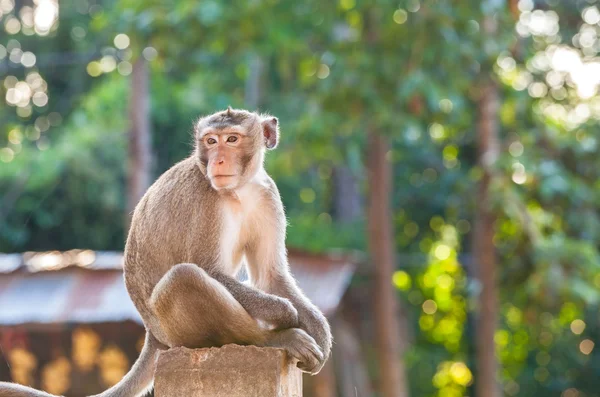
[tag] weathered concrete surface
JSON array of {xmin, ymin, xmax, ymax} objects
[{"xmin": 154, "ymin": 345, "xmax": 302, "ymax": 397}]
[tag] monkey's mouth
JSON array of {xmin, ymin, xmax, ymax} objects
[{"xmin": 213, "ymin": 175, "xmax": 236, "ymax": 178}]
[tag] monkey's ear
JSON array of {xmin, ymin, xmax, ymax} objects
[{"xmin": 262, "ymin": 117, "xmax": 279, "ymax": 150}]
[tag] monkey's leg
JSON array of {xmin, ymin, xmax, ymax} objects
[
  {"xmin": 245, "ymin": 250, "xmax": 332, "ymax": 374},
  {"xmin": 148, "ymin": 264, "xmax": 320, "ymax": 367},
  {"xmin": 209, "ymin": 273, "xmax": 325, "ymax": 371},
  {"xmin": 149, "ymin": 263, "xmax": 267, "ymax": 348}
]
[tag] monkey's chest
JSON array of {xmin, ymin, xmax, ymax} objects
[{"xmin": 218, "ymin": 207, "xmax": 249, "ymax": 276}]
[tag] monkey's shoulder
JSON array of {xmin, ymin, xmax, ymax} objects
[
  {"xmin": 132, "ymin": 158, "xmax": 215, "ymax": 226},
  {"xmin": 149, "ymin": 157, "xmax": 212, "ymax": 198},
  {"xmin": 231, "ymin": 173, "xmax": 284, "ymax": 220},
  {"xmin": 240, "ymin": 172, "xmax": 279, "ymax": 198}
]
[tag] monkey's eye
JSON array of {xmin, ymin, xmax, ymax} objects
[
  {"xmin": 206, "ymin": 137, "xmax": 217, "ymax": 145},
  {"xmin": 226, "ymin": 136, "xmax": 238, "ymax": 143}
]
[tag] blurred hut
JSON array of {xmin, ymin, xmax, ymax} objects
[{"xmin": 0, "ymin": 249, "xmax": 365, "ymax": 397}]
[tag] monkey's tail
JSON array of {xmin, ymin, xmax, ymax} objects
[
  {"xmin": 0, "ymin": 382, "xmax": 59, "ymax": 397},
  {"xmin": 0, "ymin": 331, "xmax": 165, "ymax": 397},
  {"xmin": 90, "ymin": 331, "xmax": 166, "ymax": 397}
]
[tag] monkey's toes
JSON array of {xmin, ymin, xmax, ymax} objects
[
  {"xmin": 296, "ymin": 347, "xmax": 325, "ymax": 374},
  {"xmin": 284, "ymin": 328, "xmax": 324, "ymax": 374}
]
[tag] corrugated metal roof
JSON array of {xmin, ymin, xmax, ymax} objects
[
  {"xmin": 0, "ymin": 250, "xmax": 356, "ymax": 325},
  {"xmin": 0, "ymin": 250, "xmax": 124, "ymax": 273},
  {"xmin": 0, "ymin": 269, "xmax": 140, "ymax": 325}
]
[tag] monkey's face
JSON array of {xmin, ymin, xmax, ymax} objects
[
  {"xmin": 195, "ymin": 108, "xmax": 280, "ymax": 192},
  {"xmin": 201, "ymin": 128, "xmax": 252, "ymax": 190}
]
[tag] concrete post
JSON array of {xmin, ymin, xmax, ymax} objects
[{"xmin": 154, "ymin": 345, "xmax": 302, "ymax": 397}]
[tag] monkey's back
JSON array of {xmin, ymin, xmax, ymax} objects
[{"xmin": 123, "ymin": 156, "xmax": 222, "ymax": 340}]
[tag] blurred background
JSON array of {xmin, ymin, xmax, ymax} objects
[{"xmin": 0, "ymin": 0, "xmax": 599, "ymax": 396}]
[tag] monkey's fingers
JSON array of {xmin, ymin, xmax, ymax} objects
[
  {"xmin": 248, "ymin": 295, "xmax": 299, "ymax": 329},
  {"xmin": 269, "ymin": 297, "xmax": 299, "ymax": 329}
]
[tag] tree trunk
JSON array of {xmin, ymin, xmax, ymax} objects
[
  {"xmin": 473, "ymin": 80, "xmax": 501, "ymax": 397},
  {"xmin": 367, "ymin": 131, "xmax": 409, "ymax": 397},
  {"xmin": 245, "ymin": 54, "xmax": 264, "ymax": 110},
  {"xmin": 331, "ymin": 165, "xmax": 362, "ymax": 223},
  {"xmin": 126, "ymin": 58, "xmax": 152, "ymax": 228}
]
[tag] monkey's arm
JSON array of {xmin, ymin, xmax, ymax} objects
[
  {"xmin": 245, "ymin": 195, "xmax": 332, "ymax": 373},
  {"xmin": 208, "ymin": 271, "xmax": 299, "ymax": 329},
  {"xmin": 245, "ymin": 248, "xmax": 332, "ymax": 374}
]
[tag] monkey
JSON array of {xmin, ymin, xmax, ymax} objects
[{"xmin": 0, "ymin": 107, "xmax": 332, "ymax": 397}]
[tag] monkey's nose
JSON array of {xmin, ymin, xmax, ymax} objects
[{"xmin": 218, "ymin": 159, "xmax": 225, "ymax": 165}]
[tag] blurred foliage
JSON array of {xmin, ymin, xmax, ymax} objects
[{"xmin": 2, "ymin": 0, "xmax": 600, "ymax": 396}]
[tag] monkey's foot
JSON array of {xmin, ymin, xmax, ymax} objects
[{"xmin": 265, "ymin": 328, "xmax": 324, "ymax": 374}]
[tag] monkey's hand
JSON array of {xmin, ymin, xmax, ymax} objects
[
  {"xmin": 265, "ymin": 328, "xmax": 324, "ymax": 374},
  {"xmin": 254, "ymin": 295, "xmax": 299, "ymax": 330},
  {"xmin": 239, "ymin": 292, "xmax": 299, "ymax": 330}
]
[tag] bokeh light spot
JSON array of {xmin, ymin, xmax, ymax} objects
[
  {"xmin": 20, "ymin": 51, "xmax": 36, "ymax": 67},
  {"xmin": 434, "ymin": 244, "xmax": 451, "ymax": 260},
  {"xmin": 317, "ymin": 64, "xmax": 330, "ymax": 79},
  {"xmin": 439, "ymin": 98, "xmax": 453, "ymax": 113},
  {"xmin": 118, "ymin": 61, "xmax": 132, "ymax": 76},
  {"xmin": 0, "ymin": 147, "xmax": 15, "ymax": 162},
  {"xmin": 86, "ymin": 61, "xmax": 102, "ymax": 77},
  {"xmin": 5, "ymin": 16, "xmax": 21, "ymax": 34},
  {"xmin": 393, "ymin": 9, "xmax": 408, "ymax": 24},
  {"xmin": 392, "ymin": 270, "xmax": 411, "ymax": 291},
  {"xmin": 422, "ymin": 299, "xmax": 437, "ymax": 314},
  {"xmin": 113, "ymin": 33, "xmax": 130, "ymax": 49},
  {"xmin": 450, "ymin": 362, "xmax": 472, "ymax": 386},
  {"xmin": 143, "ymin": 47, "xmax": 158, "ymax": 61},
  {"xmin": 509, "ymin": 141, "xmax": 524, "ymax": 157},
  {"xmin": 580, "ymin": 339, "xmax": 594, "ymax": 355},
  {"xmin": 570, "ymin": 319, "xmax": 586, "ymax": 335},
  {"xmin": 300, "ymin": 188, "xmax": 316, "ymax": 203}
]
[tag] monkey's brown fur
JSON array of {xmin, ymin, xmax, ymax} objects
[{"xmin": 0, "ymin": 108, "xmax": 332, "ymax": 397}]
